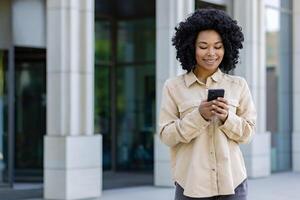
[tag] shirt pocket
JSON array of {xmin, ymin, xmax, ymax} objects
[
  {"xmin": 228, "ymin": 99, "xmax": 239, "ymax": 114},
  {"xmin": 178, "ymin": 100, "xmax": 199, "ymax": 119}
]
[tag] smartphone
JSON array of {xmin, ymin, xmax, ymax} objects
[{"xmin": 207, "ymin": 89, "xmax": 225, "ymax": 101}]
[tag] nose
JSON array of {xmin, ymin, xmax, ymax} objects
[{"xmin": 207, "ymin": 47, "xmax": 215, "ymax": 56}]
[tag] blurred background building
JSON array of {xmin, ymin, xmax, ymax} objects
[{"xmin": 0, "ymin": 0, "xmax": 299, "ymax": 199}]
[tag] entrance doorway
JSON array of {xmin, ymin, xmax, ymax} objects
[
  {"xmin": 14, "ymin": 47, "xmax": 46, "ymax": 182},
  {"xmin": 95, "ymin": 0, "xmax": 156, "ymax": 188}
]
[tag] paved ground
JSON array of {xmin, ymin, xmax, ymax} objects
[{"xmin": 2, "ymin": 172, "xmax": 299, "ymax": 200}]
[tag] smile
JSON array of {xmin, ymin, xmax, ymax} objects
[{"xmin": 203, "ymin": 58, "xmax": 218, "ymax": 65}]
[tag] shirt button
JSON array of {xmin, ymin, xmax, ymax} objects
[{"xmin": 212, "ymin": 169, "xmax": 216, "ymax": 172}]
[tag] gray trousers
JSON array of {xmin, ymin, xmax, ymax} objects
[{"xmin": 174, "ymin": 179, "xmax": 247, "ymax": 200}]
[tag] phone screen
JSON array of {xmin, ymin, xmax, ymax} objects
[{"xmin": 207, "ymin": 89, "xmax": 225, "ymax": 101}]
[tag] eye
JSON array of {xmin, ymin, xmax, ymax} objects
[
  {"xmin": 215, "ymin": 45, "xmax": 223, "ymax": 49},
  {"xmin": 198, "ymin": 46, "xmax": 207, "ymax": 49}
]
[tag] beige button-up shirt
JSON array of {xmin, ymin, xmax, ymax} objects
[{"xmin": 159, "ymin": 69, "xmax": 256, "ymax": 198}]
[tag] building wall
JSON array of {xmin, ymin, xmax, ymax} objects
[
  {"xmin": 0, "ymin": 0, "xmax": 11, "ymax": 49},
  {"xmin": 0, "ymin": 0, "xmax": 299, "ymax": 195},
  {"xmin": 13, "ymin": 0, "xmax": 46, "ymax": 47}
]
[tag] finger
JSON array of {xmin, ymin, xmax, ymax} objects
[
  {"xmin": 201, "ymin": 101, "xmax": 214, "ymax": 107},
  {"xmin": 203, "ymin": 106, "xmax": 214, "ymax": 112},
  {"xmin": 214, "ymin": 111, "xmax": 228, "ymax": 120},
  {"xmin": 201, "ymin": 102, "xmax": 211, "ymax": 108},
  {"xmin": 213, "ymin": 100, "xmax": 228, "ymax": 110},
  {"xmin": 217, "ymin": 97, "xmax": 228, "ymax": 105},
  {"xmin": 212, "ymin": 105, "xmax": 227, "ymax": 114}
]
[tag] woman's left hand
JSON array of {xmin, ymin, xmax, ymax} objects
[{"xmin": 211, "ymin": 97, "xmax": 229, "ymax": 123}]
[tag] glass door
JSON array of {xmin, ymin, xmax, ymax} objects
[
  {"xmin": 0, "ymin": 50, "xmax": 7, "ymax": 185},
  {"xmin": 95, "ymin": 18, "xmax": 156, "ymax": 172},
  {"xmin": 95, "ymin": 20, "xmax": 112, "ymax": 170},
  {"xmin": 0, "ymin": 49, "xmax": 11, "ymax": 186},
  {"xmin": 95, "ymin": 0, "xmax": 155, "ymax": 188},
  {"xmin": 14, "ymin": 47, "xmax": 46, "ymax": 181},
  {"xmin": 116, "ymin": 19, "xmax": 155, "ymax": 171}
]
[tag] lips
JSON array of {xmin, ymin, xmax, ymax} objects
[{"xmin": 203, "ymin": 58, "xmax": 218, "ymax": 65}]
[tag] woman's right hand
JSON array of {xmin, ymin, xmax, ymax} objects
[{"xmin": 198, "ymin": 100, "xmax": 214, "ymax": 121}]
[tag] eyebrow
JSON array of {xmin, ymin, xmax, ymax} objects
[{"xmin": 197, "ymin": 41, "xmax": 223, "ymax": 45}]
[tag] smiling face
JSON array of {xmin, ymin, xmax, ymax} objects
[{"xmin": 195, "ymin": 30, "xmax": 224, "ymax": 74}]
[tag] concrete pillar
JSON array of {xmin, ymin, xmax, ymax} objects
[
  {"xmin": 292, "ymin": 0, "xmax": 300, "ymax": 172},
  {"xmin": 155, "ymin": 0, "xmax": 194, "ymax": 186},
  {"xmin": 44, "ymin": 0, "xmax": 102, "ymax": 199},
  {"xmin": 234, "ymin": 0, "xmax": 271, "ymax": 177}
]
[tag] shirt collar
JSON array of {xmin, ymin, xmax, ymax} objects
[
  {"xmin": 210, "ymin": 68, "xmax": 223, "ymax": 82},
  {"xmin": 184, "ymin": 70, "xmax": 199, "ymax": 87},
  {"xmin": 184, "ymin": 68, "xmax": 223, "ymax": 87}
]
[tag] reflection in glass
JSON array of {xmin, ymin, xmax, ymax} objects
[
  {"xmin": 95, "ymin": 16, "xmax": 155, "ymax": 172},
  {"xmin": 265, "ymin": 0, "xmax": 280, "ymax": 8},
  {"xmin": 0, "ymin": 50, "xmax": 8, "ymax": 184},
  {"xmin": 266, "ymin": 6, "xmax": 292, "ymax": 172},
  {"xmin": 117, "ymin": 19, "xmax": 155, "ymax": 63},
  {"xmin": 95, "ymin": 21, "xmax": 111, "ymax": 65},
  {"xmin": 95, "ymin": 66, "xmax": 111, "ymax": 170},
  {"xmin": 116, "ymin": 65, "xmax": 155, "ymax": 170},
  {"xmin": 265, "ymin": 0, "xmax": 292, "ymax": 10},
  {"xmin": 14, "ymin": 48, "xmax": 46, "ymax": 180},
  {"xmin": 95, "ymin": 20, "xmax": 112, "ymax": 170},
  {"xmin": 280, "ymin": 0, "xmax": 292, "ymax": 9}
]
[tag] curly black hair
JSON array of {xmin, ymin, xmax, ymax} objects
[{"xmin": 172, "ymin": 8, "xmax": 244, "ymax": 73}]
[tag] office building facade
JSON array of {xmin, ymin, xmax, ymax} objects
[{"xmin": 0, "ymin": 0, "xmax": 299, "ymax": 199}]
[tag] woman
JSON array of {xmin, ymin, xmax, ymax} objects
[{"xmin": 159, "ymin": 8, "xmax": 256, "ymax": 200}]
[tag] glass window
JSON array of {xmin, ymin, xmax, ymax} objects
[
  {"xmin": 116, "ymin": 65, "xmax": 155, "ymax": 170},
  {"xmin": 95, "ymin": 20, "xmax": 112, "ymax": 170},
  {"xmin": 95, "ymin": 0, "xmax": 113, "ymax": 16},
  {"xmin": 117, "ymin": 19, "xmax": 155, "ymax": 63},
  {"xmin": 265, "ymin": 0, "xmax": 280, "ymax": 8},
  {"xmin": 265, "ymin": 0, "xmax": 292, "ymax": 9},
  {"xmin": 265, "ymin": 4, "xmax": 292, "ymax": 172},
  {"xmin": 95, "ymin": 0, "xmax": 155, "ymax": 19},
  {"xmin": 94, "ymin": 65, "xmax": 111, "ymax": 170},
  {"xmin": 95, "ymin": 21, "xmax": 112, "ymax": 65},
  {"xmin": 95, "ymin": 0, "xmax": 155, "ymax": 188},
  {"xmin": 280, "ymin": 0, "xmax": 292, "ymax": 9},
  {"xmin": 14, "ymin": 48, "xmax": 46, "ymax": 180},
  {"xmin": 0, "ymin": 50, "xmax": 8, "ymax": 185}
]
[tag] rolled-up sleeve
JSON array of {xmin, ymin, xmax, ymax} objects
[
  {"xmin": 159, "ymin": 81, "xmax": 210, "ymax": 147},
  {"xmin": 219, "ymin": 78, "xmax": 257, "ymax": 144}
]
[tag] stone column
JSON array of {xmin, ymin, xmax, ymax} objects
[
  {"xmin": 44, "ymin": 0, "xmax": 102, "ymax": 199},
  {"xmin": 155, "ymin": 0, "xmax": 194, "ymax": 186},
  {"xmin": 233, "ymin": 0, "xmax": 271, "ymax": 177},
  {"xmin": 292, "ymin": 0, "xmax": 300, "ymax": 172}
]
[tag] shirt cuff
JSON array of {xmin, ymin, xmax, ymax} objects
[
  {"xmin": 187, "ymin": 109, "xmax": 211, "ymax": 130},
  {"xmin": 219, "ymin": 111, "xmax": 240, "ymax": 132}
]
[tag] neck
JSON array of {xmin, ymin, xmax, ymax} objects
[{"xmin": 193, "ymin": 66, "xmax": 217, "ymax": 83}]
